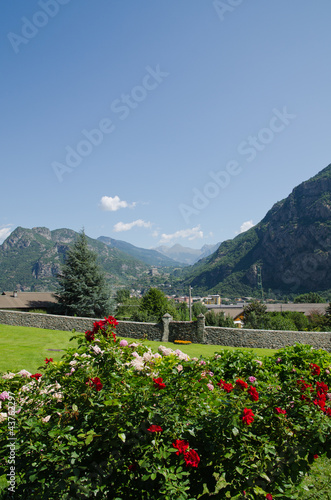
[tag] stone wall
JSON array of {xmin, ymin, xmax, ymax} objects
[
  {"xmin": 0, "ymin": 310, "xmax": 161, "ymax": 340},
  {"xmin": 204, "ymin": 326, "xmax": 331, "ymax": 352},
  {"xmin": 0, "ymin": 309, "xmax": 330, "ymax": 352},
  {"xmin": 168, "ymin": 314, "xmax": 205, "ymax": 344},
  {"xmin": 116, "ymin": 320, "xmax": 162, "ymax": 341},
  {"xmin": 0, "ymin": 309, "xmax": 96, "ymax": 333}
]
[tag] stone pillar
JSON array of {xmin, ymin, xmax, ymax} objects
[
  {"xmin": 162, "ymin": 313, "xmax": 172, "ymax": 342},
  {"xmin": 196, "ymin": 313, "xmax": 205, "ymax": 343}
]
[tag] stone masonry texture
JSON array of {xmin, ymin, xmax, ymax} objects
[{"xmin": 0, "ymin": 310, "xmax": 330, "ymax": 352}]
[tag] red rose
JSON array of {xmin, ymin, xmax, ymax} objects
[
  {"xmin": 248, "ymin": 386, "xmax": 259, "ymax": 401},
  {"xmin": 316, "ymin": 381, "xmax": 328, "ymax": 394},
  {"xmin": 325, "ymin": 408, "xmax": 331, "ymax": 416},
  {"xmin": 223, "ymin": 382, "xmax": 234, "ymax": 393},
  {"xmin": 313, "ymin": 393, "xmax": 326, "ymax": 411},
  {"xmin": 45, "ymin": 358, "xmax": 53, "ymax": 364},
  {"xmin": 93, "ymin": 320, "xmax": 105, "ymax": 333},
  {"xmin": 217, "ymin": 379, "xmax": 234, "ymax": 393},
  {"xmin": 31, "ymin": 373, "xmax": 42, "ymax": 380},
  {"xmin": 297, "ymin": 379, "xmax": 313, "ymax": 392},
  {"xmin": 184, "ymin": 448, "xmax": 200, "ymax": 468},
  {"xmin": 85, "ymin": 330, "xmax": 95, "ymax": 342},
  {"xmin": 172, "ymin": 439, "xmax": 189, "ymax": 455},
  {"xmin": 147, "ymin": 425, "xmax": 163, "ymax": 433},
  {"xmin": 310, "ymin": 363, "xmax": 321, "ymax": 376},
  {"xmin": 86, "ymin": 377, "xmax": 103, "ymax": 391},
  {"xmin": 314, "ymin": 454, "xmax": 319, "ymax": 459},
  {"xmin": 266, "ymin": 494, "xmax": 273, "ymax": 500},
  {"xmin": 105, "ymin": 315, "xmax": 118, "ymax": 327},
  {"xmin": 153, "ymin": 377, "xmax": 166, "ymax": 389},
  {"xmin": 275, "ymin": 407, "xmax": 286, "ymax": 415},
  {"xmin": 236, "ymin": 379, "xmax": 248, "ymax": 390},
  {"xmin": 242, "ymin": 408, "xmax": 254, "ymax": 425}
]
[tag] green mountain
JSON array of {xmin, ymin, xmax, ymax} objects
[
  {"xmin": 97, "ymin": 236, "xmax": 183, "ymax": 267},
  {"xmin": 182, "ymin": 164, "xmax": 331, "ymax": 296},
  {"xmin": 0, "ymin": 227, "xmax": 150, "ymax": 292}
]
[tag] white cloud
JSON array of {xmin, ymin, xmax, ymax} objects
[
  {"xmin": 113, "ymin": 219, "xmax": 152, "ymax": 232},
  {"xmin": 239, "ymin": 220, "xmax": 254, "ymax": 233},
  {"xmin": 159, "ymin": 225, "xmax": 204, "ymax": 244},
  {"xmin": 0, "ymin": 225, "xmax": 13, "ymax": 244},
  {"xmin": 99, "ymin": 195, "xmax": 136, "ymax": 211}
]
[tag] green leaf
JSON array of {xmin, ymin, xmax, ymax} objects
[
  {"xmin": 232, "ymin": 426, "xmax": 239, "ymax": 436},
  {"xmin": 85, "ymin": 434, "xmax": 94, "ymax": 445},
  {"xmin": 253, "ymin": 486, "xmax": 267, "ymax": 495},
  {"xmin": 118, "ymin": 433, "xmax": 126, "ymax": 443},
  {"xmin": 260, "ymin": 472, "xmax": 271, "ymax": 482}
]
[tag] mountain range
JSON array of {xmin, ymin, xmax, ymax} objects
[
  {"xmin": 0, "ymin": 227, "xmax": 150, "ymax": 292},
  {"xmin": 181, "ymin": 164, "xmax": 331, "ymax": 296},
  {"xmin": 153, "ymin": 243, "xmax": 220, "ymax": 265},
  {"xmin": 0, "ymin": 164, "xmax": 330, "ymax": 296},
  {"xmin": 97, "ymin": 236, "xmax": 184, "ymax": 267}
]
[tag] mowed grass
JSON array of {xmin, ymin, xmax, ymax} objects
[
  {"xmin": 0, "ymin": 324, "xmax": 78, "ymax": 373},
  {"xmin": 138, "ymin": 339, "xmax": 275, "ymax": 359},
  {"xmin": 0, "ymin": 323, "xmax": 277, "ymax": 374}
]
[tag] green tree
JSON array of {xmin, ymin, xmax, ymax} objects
[
  {"xmin": 192, "ymin": 302, "xmax": 208, "ymax": 318},
  {"xmin": 205, "ymin": 310, "xmax": 235, "ymax": 327},
  {"xmin": 243, "ymin": 301, "xmax": 270, "ymax": 329},
  {"xmin": 175, "ymin": 302, "xmax": 190, "ymax": 321},
  {"xmin": 115, "ymin": 288, "xmax": 131, "ymax": 304},
  {"xmin": 307, "ymin": 309, "xmax": 329, "ymax": 331},
  {"xmin": 56, "ymin": 230, "xmax": 111, "ymax": 317},
  {"xmin": 268, "ymin": 313, "xmax": 297, "ymax": 331},
  {"xmin": 324, "ymin": 302, "xmax": 331, "ymax": 330},
  {"xmin": 115, "ymin": 297, "xmax": 141, "ymax": 320},
  {"xmin": 283, "ymin": 311, "xmax": 310, "ymax": 331},
  {"xmin": 294, "ymin": 292, "xmax": 325, "ymax": 303},
  {"xmin": 140, "ymin": 288, "xmax": 176, "ymax": 322}
]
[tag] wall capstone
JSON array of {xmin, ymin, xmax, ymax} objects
[
  {"xmin": 196, "ymin": 313, "xmax": 205, "ymax": 343},
  {"xmin": 162, "ymin": 313, "xmax": 172, "ymax": 342}
]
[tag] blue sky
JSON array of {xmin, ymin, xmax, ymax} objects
[{"xmin": 1, "ymin": 0, "xmax": 331, "ymax": 249}]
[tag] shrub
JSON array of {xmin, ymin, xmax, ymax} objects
[{"xmin": 0, "ymin": 320, "xmax": 330, "ymax": 499}]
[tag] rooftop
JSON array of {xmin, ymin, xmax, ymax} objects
[{"xmin": 0, "ymin": 292, "xmax": 57, "ymax": 310}]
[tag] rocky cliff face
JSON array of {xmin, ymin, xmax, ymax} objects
[{"xmin": 185, "ymin": 164, "xmax": 331, "ymax": 295}]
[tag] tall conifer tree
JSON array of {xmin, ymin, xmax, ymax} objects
[{"xmin": 56, "ymin": 230, "xmax": 110, "ymax": 317}]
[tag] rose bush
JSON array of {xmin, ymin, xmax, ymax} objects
[{"xmin": 0, "ymin": 318, "xmax": 330, "ymax": 499}]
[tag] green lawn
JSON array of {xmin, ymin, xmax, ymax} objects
[
  {"xmin": 0, "ymin": 324, "xmax": 78, "ymax": 373},
  {"xmin": 140, "ymin": 339, "xmax": 275, "ymax": 359},
  {"xmin": 0, "ymin": 323, "xmax": 276, "ymax": 374}
]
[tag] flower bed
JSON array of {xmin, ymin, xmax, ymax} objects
[
  {"xmin": 174, "ymin": 340, "xmax": 192, "ymax": 345},
  {"xmin": 0, "ymin": 317, "xmax": 331, "ymax": 499}
]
